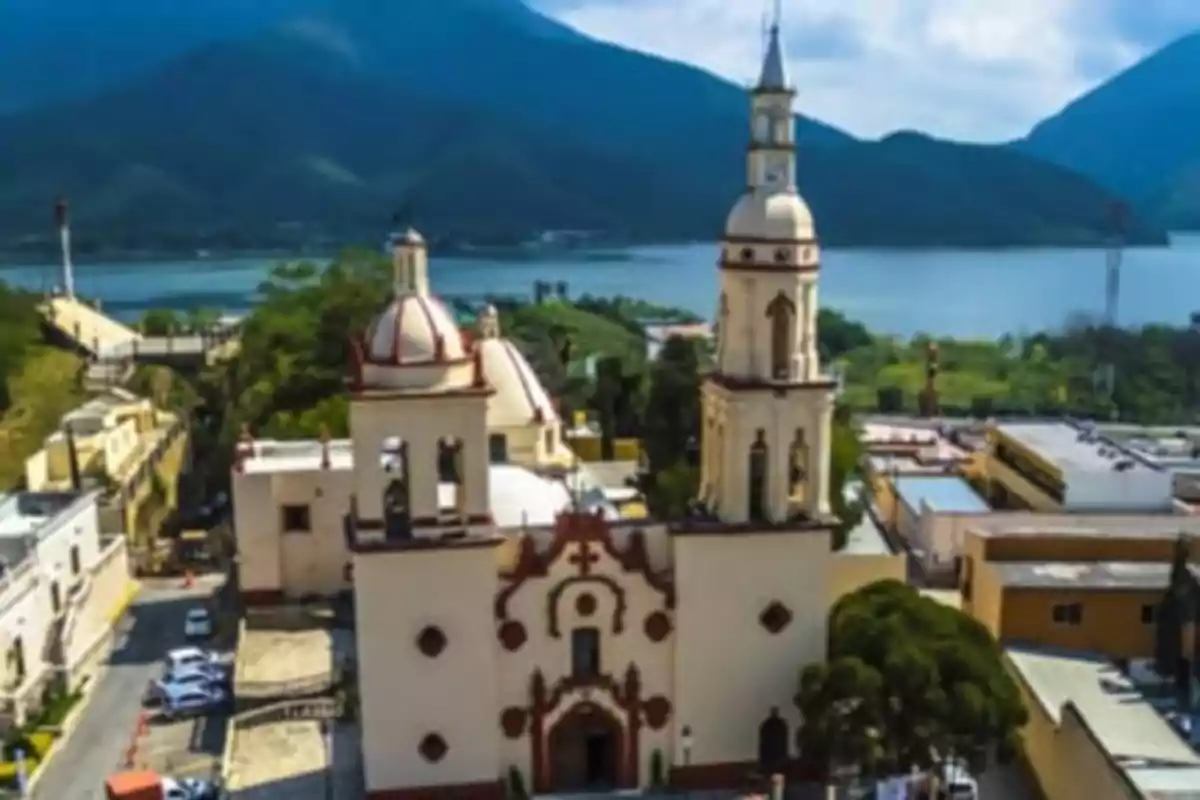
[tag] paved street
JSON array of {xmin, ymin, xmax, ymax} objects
[{"xmin": 33, "ymin": 577, "xmax": 222, "ymax": 800}]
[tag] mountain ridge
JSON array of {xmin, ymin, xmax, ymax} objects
[
  {"xmin": 0, "ymin": 0, "xmax": 1167, "ymax": 249},
  {"xmin": 1020, "ymin": 32, "xmax": 1200, "ymax": 229}
]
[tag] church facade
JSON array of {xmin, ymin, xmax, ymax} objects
[{"xmin": 230, "ymin": 17, "xmax": 897, "ymax": 799}]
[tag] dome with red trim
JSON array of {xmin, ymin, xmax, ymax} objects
[{"xmin": 365, "ymin": 294, "xmax": 465, "ymax": 365}]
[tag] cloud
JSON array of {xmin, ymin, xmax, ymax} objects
[{"xmin": 533, "ymin": 0, "xmax": 1198, "ymax": 141}]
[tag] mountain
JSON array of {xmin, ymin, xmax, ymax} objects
[
  {"xmin": 1020, "ymin": 34, "xmax": 1200, "ymax": 229},
  {"xmin": 0, "ymin": 0, "xmax": 1165, "ymax": 250}
]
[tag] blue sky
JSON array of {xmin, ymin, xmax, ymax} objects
[{"xmin": 535, "ymin": 0, "xmax": 1200, "ymax": 141}]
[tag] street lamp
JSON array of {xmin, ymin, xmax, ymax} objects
[{"xmin": 681, "ymin": 725, "xmax": 693, "ymax": 766}]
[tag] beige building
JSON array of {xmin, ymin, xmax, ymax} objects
[
  {"xmin": 1007, "ymin": 645, "xmax": 1200, "ymax": 799},
  {"xmin": 24, "ymin": 388, "xmax": 188, "ymax": 560},
  {"xmin": 230, "ymin": 18, "xmax": 898, "ymax": 798}
]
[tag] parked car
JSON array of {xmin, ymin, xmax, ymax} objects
[
  {"xmin": 163, "ymin": 646, "xmax": 220, "ymax": 673},
  {"xmin": 165, "ymin": 661, "xmax": 230, "ymax": 684},
  {"xmin": 163, "ymin": 776, "xmax": 219, "ymax": 800},
  {"xmin": 144, "ymin": 667, "xmax": 231, "ymax": 708},
  {"xmin": 106, "ymin": 771, "xmax": 218, "ymax": 800},
  {"xmin": 156, "ymin": 684, "xmax": 229, "ymax": 721},
  {"xmin": 183, "ymin": 607, "xmax": 213, "ymax": 640}
]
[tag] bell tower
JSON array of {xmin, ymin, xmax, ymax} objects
[{"xmin": 699, "ymin": 3, "xmax": 836, "ymax": 527}]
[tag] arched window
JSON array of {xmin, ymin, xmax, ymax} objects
[
  {"xmin": 766, "ymin": 292, "xmax": 795, "ymax": 380},
  {"xmin": 438, "ymin": 438, "xmax": 462, "ymax": 483},
  {"xmin": 438, "ymin": 438, "xmax": 465, "ymax": 514},
  {"xmin": 754, "ymin": 112, "xmax": 770, "ymax": 143},
  {"xmin": 748, "ymin": 429, "xmax": 769, "ymax": 522},
  {"xmin": 758, "ymin": 708, "xmax": 789, "ymax": 773},
  {"xmin": 383, "ymin": 439, "xmax": 411, "ymax": 540},
  {"xmin": 489, "ymin": 433, "xmax": 508, "ymax": 464}
]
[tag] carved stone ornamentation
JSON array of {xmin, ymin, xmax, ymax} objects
[
  {"xmin": 419, "ymin": 733, "xmax": 448, "ymax": 763},
  {"xmin": 499, "ymin": 620, "xmax": 528, "ymax": 652},
  {"xmin": 759, "ymin": 601, "xmax": 793, "ymax": 635},
  {"xmin": 643, "ymin": 611, "xmax": 672, "ymax": 643},
  {"xmin": 500, "ymin": 707, "xmax": 528, "ymax": 739},
  {"xmin": 416, "ymin": 626, "xmax": 447, "ymax": 658},
  {"xmin": 575, "ymin": 592, "xmax": 598, "ymax": 617},
  {"xmin": 643, "ymin": 696, "xmax": 671, "ymax": 730}
]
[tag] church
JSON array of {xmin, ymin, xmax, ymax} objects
[{"xmin": 230, "ymin": 16, "xmax": 898, "ymax": 799}]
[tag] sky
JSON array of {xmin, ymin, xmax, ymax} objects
[{"xmin": 535, "ymin": 0, "xmax": 1200, "ymax": 142}]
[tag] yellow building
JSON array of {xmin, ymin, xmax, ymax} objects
[
  {"xmin": 961, "ymin": 514, "xmax": 1200, "ymax": 660},
  {"xmin": 983, "ymin": 420, "xmax": 1175, "ymax": 513},
  {"xmin": 23, "ymin": 388, "xmax": 189, "ymax": 561},
  {"xmin": 1007, "ymin": 645, "xmax": 1200, "ymax": 800}
]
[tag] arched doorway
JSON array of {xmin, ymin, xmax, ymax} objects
[
  {"xmin": 758, "ymin": 707, "xmax": 789, "ymax": 774},
  {"xmin": 548, "ymin": 702, "xmax": 622, "ymax": 791}
]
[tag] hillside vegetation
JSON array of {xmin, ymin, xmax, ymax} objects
[{"xmin": 0, "ymin": 0, "xmax": 1165, "ymax": 252}]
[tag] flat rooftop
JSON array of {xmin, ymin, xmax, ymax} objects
[
  {"xmin": 0, "ymin": 492, "xmax": 82, "ymax": 539},
  {"xmin": 995, "ymin": 420, "xmax": 1161, "ymax": 473},
  {"xmin": 970, "ymin": 511, "xmax": 1200, "ymax": 540},
  {"xmin": 867, "ymin": 454, "xmax": 955, "ymax": 478},
  {"xmin": 894, "ymin": 475, "xmax": 989, "ymax": 514},
  {"xmin": 241, "ymin": 439, "xmax": 617, "ymax": 528},
  {"xmin": 235, "ymin": 619, "xmax": 355, "ymax": 698},
  {"xmin": 992, "ymin": 561, "xmax": 1173, "ymax": 591},
  {"xmin": 1006, "ymin": 646, "xmax": 1200, "ymax": 778},
  {"xmin": 841, "ymin": 512, "xmax": 897, "ymax": 556},
  {"xmin": 861, "ymin": 422, "xmax": 970, "ymax": 463},
  {"xmin": 226, "ymin": 719, "xmax": 328, "ymax": 796}
]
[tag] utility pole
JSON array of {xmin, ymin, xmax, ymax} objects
[
  {"xmin": 1099, "ymin": 201, "xmax": 1126, "ymax": 416},
  {"xmin": 55, "ymin": 195, "xmax": 76, "ymax": 298}
]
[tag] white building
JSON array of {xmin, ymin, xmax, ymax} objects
[
  {"xmin": 0, "ymin": 491, "xmax": 131, "ymax": 728},
  {"xmin": 228, "ymin": 17, "xmax": 898, "ymax": 798},
  {"xmin": 990, "ymin": 420, "xmax": 1176, "ymax": 512}
]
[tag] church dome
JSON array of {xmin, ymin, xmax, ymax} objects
[
  {"xmin": 365, "ymin": 294, "xmax": 465, "ymax": 365},
  {"xmin": 476, "ymin": 306, "xmax": 557, "ymax": 427},
  {"xmin": 725, "ymin": 190, "xmax": 814, "ymax": 241}
]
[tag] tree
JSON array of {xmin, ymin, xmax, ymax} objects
[
  {"xmin": 797, "ymin": 581, "xmax": 1027, "ymax": 782},
  {"xmin": 642, "ymin": 336, "xmax": 701, "ymax": 473},
  {"xmin": 0, "ymin": 283, "xmax": 41, "ymax": 411},
  {"xmin": 830, "ymin": 406, "xmax": 864, "ymax": 549},
  {"xmin": 184, "ymin": 307, "xmax": 221, "ymax": 334},
  {"xmin": 139, "ymin": 308, "xmax": 181, "ymax": 336}
]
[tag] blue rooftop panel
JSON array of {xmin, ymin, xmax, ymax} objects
[{"xmin": 894, "ymin": 476, "xmax": 989, "ymax": 514}]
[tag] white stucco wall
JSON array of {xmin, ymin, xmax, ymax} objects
[
  {"xmin": 355, "ymin": 545, "xmax": 501, "ymax": 793},
  {"xmin": 1063, "ymin": 467, "xmax": 1175, "ymax": 512},
  {"xmin": 672, "ymin": 529, "xmax": 830, "ymax": 767},
  {"xmin": 232, "ymin": 468, "xmax": 354, "ymax": 599}
]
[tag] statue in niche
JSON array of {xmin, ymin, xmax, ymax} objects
[{"xmin": 790, "ymin": 429, "xmax": 809, "ymax": 510}]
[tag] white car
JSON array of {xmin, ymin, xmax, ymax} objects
[
  {"xmin": 158, "ymin": 683, "xmax": 229, "ymax": 721},
  {"xmin": 183, "ymin": 607, "xmax": 213, "ymax": 639},
  {"xmin": 164, "ymin": 646, "xmax": 219, "ymax": 673}
]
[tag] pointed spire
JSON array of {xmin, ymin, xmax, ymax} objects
[{"xmin": 757, "ymin": 0, "xmax": 790, "ymax": 92}]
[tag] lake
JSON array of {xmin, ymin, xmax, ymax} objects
[{"xmin": 3, "ymin": 236, "xmax": 1200, "ymax": 339}]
